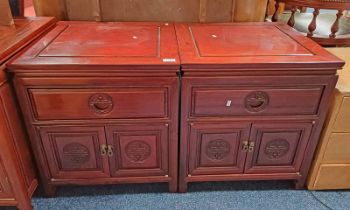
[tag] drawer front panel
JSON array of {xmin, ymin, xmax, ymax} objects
[
  {"xmin": 314, "ymin": 164, "xmax": 350, "ymax": 189},
  {"xmin": 333, "ymin": 97, "xmax": 350, "ymax": 132},
  {"xmin": 192, "ymin": 87, "xmax": 323, "ymax": 117},
  {"xmin": 29, "ymin": 88, "xmax": 167, "ymax": 120},
  {"xmin": 323, "ymin": 133, "xmax": 350, "ymax": 163}
]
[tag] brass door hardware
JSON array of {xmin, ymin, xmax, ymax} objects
[
  {"xmin": 100, "ymin": 144, "xmax": 107, "ymax": 156},
  {"xmin": 100, "ymin": 144, "xmax": 114, "ymax": 157},
  {"xmin": 248, "ymin": 142, "xmax": 255, "ymax": 152},
  {"xmin": 242, "ymin": 141, "xmax": 249, "ymax": 152},
  {"xmin": 107, "ymin": 145, "xmax": 114, "ymax": 157}
]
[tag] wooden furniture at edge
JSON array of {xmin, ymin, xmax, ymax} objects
[
  {"xmin": 271, "ymin": 0, "xmax": 350, "ymax": 46},
  {"xmin": 308, "ymin": 47, "xmax": 350, "ymax": 190},
  {"xmin": 0, "ymin": 0, "xmax": 14, "ymax": 26},
  {"xmin": 175, "ymin": 22, "xmax": 344, "ymax": 192},
  {"xmin": 33, "ymin": 0, "xmax": 268, "ymax": 22},
  {"xmin": 7, "ymin": 21, "xmax": 180, "ymax": 196},
  {"xmin": 0, "ymin": 17, "xmax": 56, "ymax": 209}
]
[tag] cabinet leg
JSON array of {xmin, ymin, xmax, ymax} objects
[
  {"xmin": 43, "ymin": 184, "xmax": 57, "ymax": 197},
  {"xmin": 178, "ymin": 181, "xmax": 188, "ymax": 193},
  {"xmin": 168, "ymin": 181, "xmax": 177, "ymax": 193},
  {"xmin": 295, "ymin": 179, "xmax": 305, "ymax": 190},
  {"xmin": 17, "ymin": 200, "xmax": 33, "ymax": 210}
]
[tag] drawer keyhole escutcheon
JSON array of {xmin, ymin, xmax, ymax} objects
[
  {"xmin": 226, "ymin": 100, "xmax": 232, "ymax": 107},
  {"xmin": 89, "ymin": 93, "xmax": 114, "ymax": 115},
  {"xmin": 245, "ymin": 91, "xmax": 269, "ymax": 112}
]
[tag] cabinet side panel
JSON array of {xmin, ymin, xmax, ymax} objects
[{"xmin": 0, "ymin": 83, "xmax": 36, "ymax": 189}]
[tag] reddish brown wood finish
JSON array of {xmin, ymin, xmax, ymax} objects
[
  {"xmin": 0, "ymin": 17, "xmax": 56, "ymax": 209},
  {"xmin": 175, "ymin": 22, "xmax": 344, "ymax": 192},
  {"xmin": 8, "ymin": 21, "xmax": 180, "ymax": 195},
  {"xmin": 106, "ymin": 124, "xmax": 169, "ymax": 177},
  {"xmin": 8, "ymin": 21, "xmax": 180, "ymax": 70}
]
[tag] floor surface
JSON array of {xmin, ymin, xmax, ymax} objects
[{"xmin": 1, "ymin": 181, "xmax": 350, "ymax": 210}]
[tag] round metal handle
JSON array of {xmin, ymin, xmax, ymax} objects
[
  {"xmin": 247, "ymin": 99, "xmax": 266, "ymax": 108},
  {"xmin": 89, "ymin": 93, "xmax": 113, "ymax": 115},
  {"xmin": 245, "ymin": 91, "xmax": 269, "ymax": 112}
]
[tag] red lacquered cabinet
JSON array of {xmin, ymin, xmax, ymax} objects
[
  {"xmin": 175, "ymin": 22, "xmax": 344, "ymax": 192},
  {"xmin": 0, "ymin": 17, "xmax": 56, "ymax": 209},
  {"xmin": 8, "ymin": 21, "xmax": 180, "ymax": 195}
]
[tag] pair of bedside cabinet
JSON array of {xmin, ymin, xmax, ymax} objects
[{"xmin": 7, "ymin": 21, "xmax": 344, "ymax": 196}]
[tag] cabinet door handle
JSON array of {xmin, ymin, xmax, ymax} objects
[
  {"xmin": 242, "ymin": 141, "xmax": 249, "ymax": 152},
  {"xmin": 100, "ymin": 144, "xmax": 107, "ymax": 156},
  {"xmin": 107, "ymin": 145, "xmax": 114, "ymax": 157},
  {"xmin": 248, "ymin": 142, "xmax": 255, "ymax": 152}
]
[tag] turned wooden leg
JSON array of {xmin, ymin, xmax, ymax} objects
[{"xmin": 43, "ymin": 184, "xmax": 57, "ymax": 197}]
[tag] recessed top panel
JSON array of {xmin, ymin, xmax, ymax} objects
[
  {"xmin": 9, "ymin": 21, "xmax": 180, "ymax": 71},
  {"xmin": 175, "ymin": 22, "xmax": 344, "ymax": 70},
  {"xmin": 39, "ymin": 24, "xmax": 158, "ymax": 57},
  {"xmin": 190, "ymin": 25, "xmax": 311, "ymax": 57}
]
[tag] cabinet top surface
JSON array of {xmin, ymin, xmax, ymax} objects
[
  {"xmin": 0, "ymin": 17, "xmax": 56, "ymax": 66},
  {"xmin": 8, "ymin": 21, "xmax": 180, "ymax": 71},
  {"xmin": 175, "ymin": 22, "xmax": 344, "ymax": 70}
]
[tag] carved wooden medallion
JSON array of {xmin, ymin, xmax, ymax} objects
[
  {"xmin": 265, "ymin": 139, "xmax": 290, "ymax": 159},
  {"xmin": 62, "ymin": 143, "xmax": 90, "ymax": 165},
  {"xmin": 125, "ymin": 141, "xmax": 152, "ymax": 162},
  {"xmin": 206, "ymin": 139, "xmax": 230, "ymax": 160},
  {"xmin": 88, "ymin": 93, "xmax": 114, "ymax": 115},
  {"xmin": 245, "ymin": 91, "xmax": 269, "ymax": 112}
]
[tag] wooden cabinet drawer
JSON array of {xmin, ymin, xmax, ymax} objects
[
  {"xmin": 29, "ymin": 88, "xmax": 168, "ymax": 120},
  {"xmin": 314, "ymin": 164, "xmax": 350, "ymax": 189},
  {"xmin": 333, "ymin": 97, "xmax": 350, "ymax": 132},
  {"xmin": 192, "ymin": 87, "xmax": 323, "ymax": 117},
  {"xmin": 323, "ymin": 133, "xmax": 350, "ymax": 163}
]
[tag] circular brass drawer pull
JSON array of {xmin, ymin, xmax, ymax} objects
[
  {"xmin": 89, "ymin": 93, "xmax": 114, "ymax": 115},
  {"xmin": 245, "ymin": 91, "xmax": 269, "ymax": 112}
]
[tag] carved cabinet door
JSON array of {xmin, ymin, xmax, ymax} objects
[
  {"xmin": 188, "ymin": 122, "xmax": 251, "ymax": 175},
  {"xmin": 39, "ymin": 126, "xmax": 110, "ymax": 179},
  {"xmin": 244, "ymin": 122, "xmax": 313, "ymax": 174},
  {"xmin": 105, "ymin": 124, "xmax": 169, "ymax": 177}
]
